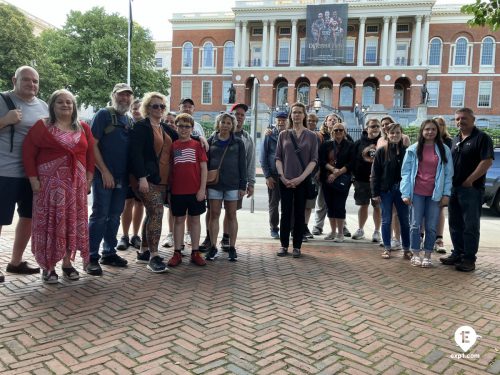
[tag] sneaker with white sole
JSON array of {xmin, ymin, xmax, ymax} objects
[
  {"xmin": 352, "ymin": 229, "xmax": 365, "ymax": 240},
  {"xmin": 147, "ymin": 256, "xmax": 168, "ymax": 273},
  {"xmin": 161, "ymin": 233, "xmax": 174, "ymax": 248},
  {"xmin": 184, "ymin": 232, "xmax": 192, "ymax": 246},
  {"xmin": 372, "ymin": 231, "xmax": 381, "ymax": 243},
  {"xmin": 334, "ymin": 235, "xmax": 345, "ymax": 243},
  {"xmin": 411, "ymin": 255, "xmax": 422, "ymax": 267},
  {"xmin": 324, "ymin": 232, "xmax": 336, "ymax": 240},
  {"xmin": 421, "ymin": 258, "xmax": 432, "ymax": 268},
  {"xmin": 391, "ymin": 238, "xmax": 402, "ymax": 250}
]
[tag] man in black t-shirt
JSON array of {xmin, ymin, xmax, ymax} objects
[{"xmin": 440, "ymin": 108, "xmax": 494, "ymax": 272}]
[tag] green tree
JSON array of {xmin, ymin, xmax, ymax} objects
[
  {"xmin": 462, "ymin": 0, "xmax": 500, "ymax": 31},
  {"xmin": 0, "ymin": 4, "xmax": 38, "ymax": 90},
  {"xmin": 39, "ymin": 7, "xmax": 169, "ymax": 108}
]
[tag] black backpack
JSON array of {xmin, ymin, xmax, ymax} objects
[{"xmin": 0, "ymin": 92, "xmax": 17, "ymax": 152}]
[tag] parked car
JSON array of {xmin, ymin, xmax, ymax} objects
[{"xmin": 484, "ymin": 148, "xmax": 500, "ymax": 215}]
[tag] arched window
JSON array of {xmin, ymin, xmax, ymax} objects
[
  {"xmin": 362, "ymin": 82, "xmax": 376, "ymax": 107},
  {"xmin": 428, "ymin": 38, "xmax": 442, "ymax": 66},
  {"xmin": 481, "ymin": 37, "xmax": 495, "ymax": 66},
  {"xmin": 202, "ymin": 41, "xmax": 215, "ymax": 68},
  {"xmin": 297, "ymin": 83, "xmax": 310, "ymax": 105},
  {"xmin": 276, "ymin": 82, "xmax": 288, "ymax": 107},
  {"xmin": 454, "ymin": 37, "xmax": 468, "ymax": 66},
  {"xmin": 224, "ymin": 41, "xmax": 234, "ymax": 69},
  {"xmin": 339, "ymin": 83, "xmax": 353, "ymax": 107},
  {"xmin": 182, "ymin": 42, "xmax": 193, "ymax": 68}
]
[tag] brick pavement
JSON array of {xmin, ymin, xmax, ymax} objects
[{"xmin": 0, "ymin": 232, "xmax": 499, "ymax": 374}]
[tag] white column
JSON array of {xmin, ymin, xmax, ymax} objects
[
  {"xmin": 290, "ymin": 19, "xmax": 298, "ymax": 67},
  {"xmin": 381, "ymin": 16, "xmax": 390, "ymax": 66},
  {"xmin": 412, "ymin": 16, "xmax": 422, "ymax": 66},
  {"xmin": 269, "ymin": 20, "xmax": 276, "ymax": 67},
  {"xmin": 389, "ymin": 16, "xmax": 398, "ymax": 66},
  {"xmin": 262, "ymin": 20, "xmax": 269, "ymax": 67},
  {"xmin": 357, "ymin": 17, "xmax": 366, "ymax": 66},
  {"xmin": 420, "ymin": 15, "xmax": 430, "ymax": 66},
  {"xmin": 234, "ymin": 21, "xmax": 241, "ymax": 68},
  {"xmin": 241, "ymin": 21, "xmax": 248, "ymax": 68}
]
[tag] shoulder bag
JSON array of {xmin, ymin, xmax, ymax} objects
[
  {"xmin": 207, "ymin": 138, "xmax": 230, "ymax": 186},
  {"xmin": 289, "ymin": 131, "xmax": 318, "ymax": 199},
  {"xmin": 327, "ymin": 141, "xmax": 352, "ymax": 193}
]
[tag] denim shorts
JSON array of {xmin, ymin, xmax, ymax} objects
[{"xmin": 207, "ymin": 189, "xmax": 239, "ymax": 201}]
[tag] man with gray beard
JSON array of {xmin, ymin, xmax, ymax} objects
[{"xmin": 87, "ymin": 83, "xmax": 134, "ymax": 275}]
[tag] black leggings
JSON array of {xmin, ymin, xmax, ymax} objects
[
  {"xmin": 323, "ymin": 183, "xmax": 349, "ymax": 219},
  {"xmin": 279, "ymin": 180, "xmax": 307, "ymax": 249}
]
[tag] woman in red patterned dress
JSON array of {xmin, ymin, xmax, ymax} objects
[{"xmin": 23, "ymin": 89, "xmax": 95, "ymax": 283}]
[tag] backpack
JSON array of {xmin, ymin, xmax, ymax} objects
[
  {"xmin": 0, "ymin": 92, "xmax": 17, "ymax": 153},
  {"xmin": 103, "ymin": 106, "xmax": 134, "ymax": 135}
]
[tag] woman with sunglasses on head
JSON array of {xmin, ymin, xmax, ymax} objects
[
  {"xmin": 400, "ymin": 119, "xmax": 453, "ymax": 268},
  {"xmin": 371, "ymin": 123, "xmax": 410, "ymax": 259},
  {"xmin": 350, "ymin": 118, "xmax": 382, "ymax": 242},
  {"xmin": 275, "ymin": 102, "xmax": 318, "ymax": 258},
  {"xmin": 129, "ymin": 92, "xmax": 172, "ymax": 273},
  {"xmin": 319, "ymin": 122, "xmax": 353, "ymax": 242}
]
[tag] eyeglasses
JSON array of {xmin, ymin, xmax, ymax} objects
[
  {"xmin": 177, "ymin": 124, "xmax": 192, "ymax": 129},
  {"xmin": 333, "ymin": 129, "xmax": 344, "ymax": 133},
  {"xmin": 150, "ymin": 104, "xmax": 166, "ymax": 110},
  {"xmin": 368, "ymin": 125, "xmax": 380, "ymax": 129}
]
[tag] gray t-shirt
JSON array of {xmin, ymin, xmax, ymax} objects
[{"xmin": 0, "ymin": 92, "xmax": 48, "ymax": 177}]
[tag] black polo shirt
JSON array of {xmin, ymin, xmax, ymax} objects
[{"xmin": 451, "ymin": 126, "xmax": 494, "ymax": 189}]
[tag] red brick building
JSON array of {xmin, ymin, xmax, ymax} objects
[{"xmin": 170, "ymin": 0, "xmax": 499, "ymax": 129}]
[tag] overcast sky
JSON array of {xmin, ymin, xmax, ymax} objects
[{"xmin": 7, "ymin": 0, "xmax": 470, "ymax": 41}]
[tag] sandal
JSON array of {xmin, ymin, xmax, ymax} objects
[
  {"xmin": 42, "ymin": 270, "xmax": 59, "ymax": 284},
  {"xmin": 381, "ymin": 249, "xmax": 391, "ymax": 259},
  {"xmin": 62, "ymin": 266, "xmax": 80, "ymax": 281}
]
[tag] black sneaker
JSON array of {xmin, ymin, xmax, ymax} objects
[
  {"xmin": 0, "ymin": 270, "xmax": 4, "ymax": 283},
  {"xmin": 304, "ymin": 227, "xmax": 314, "ymax": 239},
  {"xmin": 277, "ymin": 247, "xmax": 288, "ymax": 257},
  {"xmin": 116, "ymin": 236, "xmax": 130, "ymax": 250},
  {"xmin": 205, "ymin": 246, "xmax": 219, "ymax": 261},
  {"xmin": 86, "ymin": 260, "xmax": 102, "ymax": 276},
  {"xmin": 147, "ymin": 256, "xmax": 168, "ymax": 273},
  {"xmin": 302, "ymin": 235, "xmax": 309, "ymax": 242},
  {"xmin": 455, "ymin": 259, "xmax": 475, "ymax": 272},
  {"xmin": 136, "ymin": 250, "xmax": 151, "ymax": 264},
  {"xmin": 228, "ymin": 246, "xmax": 237, "ymax": 262},
  {"xmin": 130, "ymin": 235, "xmax": 141, "ymax": 249},
  {"xmin": 312, "ymin": 227, "xmax": 323, "ymax": 236},
  {"xmin": 440, "ymin": 254, "xmax": 462, "ymax": 266},
  {"xmin": 220, "ymin": 236, "xmax": 230, "ymax": 252},
  {"xmin": 343, "ymin": 226, "xmax": 351, "ymax": 238},
  {"xmin": 100, "ymin": 254, "xmax": 128, "ymax": 267},
  {"xmin": 199, "ymin": 236, "xmax": 210, "ymax": 253},
  {"xmin": 292, "ymin": 248, "xmax": 301, "ymax": 258}
]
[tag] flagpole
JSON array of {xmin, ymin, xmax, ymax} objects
[{"xmin": 127, "ymin": 0, "xmax": 132, "ymax": 85}]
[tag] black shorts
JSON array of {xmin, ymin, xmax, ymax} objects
[
  {"xmin": 125, "ymin": 186, "xmax": 141, "ymax": 201},
  {"xmin": 170, "ymin": 194, "xmax": 206, "ymax": 217},
  {"xmin": 354, "ymin": 181, "xmax": 379, "ymax": 207},
  {"xmin": 0, "ymin": 176, "xmax": 33, "ymax": 225}
]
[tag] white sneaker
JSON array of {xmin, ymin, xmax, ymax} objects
[
  {"xmin": 334, "ymin": 234, "xmax": 345, "ymax": 243},
  {"xmin": 411, "ymin": 255, "xmax": 422, "ymax": 267},
  {"xmin": 421, "ymin": 258, "xmax": 432, "ymax": 268},
  {"xmin": 372, "ymin": 231, "xmax": 381, "ymax": 243},
  {"xmin": 184, "ymin": 231, "xmax": 192, "ymax": 246},
  {"xmin": 352, "ymin": 229, "xmax": 365, "ymax": 240},
  {"xmin": 391, "ymin": 238, "xmax": 402, "ymax": 250},
  {"xmin": 161, "ymin": 233, "xmax": 174, "ymax": 248},
  {"xmin": 324, "ymin": 232, "xmax": 336, "ymax": 240}
]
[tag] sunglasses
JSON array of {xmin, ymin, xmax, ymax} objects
[
  {"xmin": 150, "ymin": 104, "xmax": 166, "ymax": 110},
  {"xmin": 333, "ymin": 129, "xmax": 344, "ymax": 133},
  {"xmin": 177, "ymin": 124, "xmax": 192, "ymax": 129}
]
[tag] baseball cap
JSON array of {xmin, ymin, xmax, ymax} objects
[
  {"xmin": 230, "ymin": 103, "xmax": 249, "ymax": 112},
  {"xmin": 180, "ymin": 98, "xmax": 195, "ymax": 106},
  {"xmin": 113, "ymin": 83, "xmax": 133, "ymax": 94},
  {"xmin": 276, "ymin": 111, "xmax": 288, "ymax": 119}
]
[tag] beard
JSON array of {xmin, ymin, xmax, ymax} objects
[{"xmin": 114, "ymin": 101, "xmax": 131, "ymax": 115}]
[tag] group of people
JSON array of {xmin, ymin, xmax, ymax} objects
[
  {"xmin": 261, "ymin": 102, "xmax": 494, "ymax": 272},
  {"xmin": 0, "ymin": 66, "xmax": 494, "ymax": 284},
  {"xmin": 0, "ymin": 65, "xmax": 256, "ymax": 283}
]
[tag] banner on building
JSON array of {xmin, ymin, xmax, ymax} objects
[{"xmin": 305, "ymin": 4, "xmax": 348, "ymax": 65}]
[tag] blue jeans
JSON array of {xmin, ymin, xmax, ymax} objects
[
  {"xmin": 380, "ymin": 184, "xmax": 410, "ymax": 249},
  {"xmin": 448, "ymin": 186, "xmax": 483, "ymax": 262},
  {"xmin": 88, "ymin": 173, "xmax": 128, "ymax": 261},
  {"xmin": 410, "ymin": 194, "xmax": 440, "ymax": 252}
]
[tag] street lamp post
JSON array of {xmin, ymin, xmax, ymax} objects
[{"xmin": 313, "ymin": 94, "xmax": 322, "ymax": 114}]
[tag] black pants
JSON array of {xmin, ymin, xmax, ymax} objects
[{"xmin": 279, "ymin": 180, "xmax": 307, "ymax": 249}]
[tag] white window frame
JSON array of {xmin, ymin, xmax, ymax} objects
[
  {"xmin": 449, "ymin": 37, "xmax": 473, "ymax": 73},
  {"xmin": 222, "ymin": 81, "xmax": 232, "ymax": 104},
  {"xmin": 345, "ymin": 38, "xmax": 355, "ymax": 64},
  {"xmin": 364, "ymin": 37, "xmax": 378, "ymax": 64},
  {"xmin": 299, "ymin": 38, "xmax": 306, "ymax": 64},
  {"xmin": 477, "ymin": 81, "xmax": 492, "ymax": 108},
  {"xmin": 450, "ymin": 81, "xmax": 466, "ymax": 108},
  {"xmin": 395, "ymin": 39, "xmax": 410, "ymax": 66},
  {"xmin": 278, "ymin": 38, "xmax": 290, "ymax": 64},
  {"xmin": 181, "ymin": 42, "xmax": 193, "ymax": 74},
  {"xmin": 201, "ymin": 80, "xmax": 212, "ymax": 105},
  {"xmin": 223, "ymin": 41, "xmax": 235, "ymax": 73},
  {"xmin": 181, "ymin": 80, "xmax": 192, "ymax": 99},
  {"xmin": 426, "ymin": 81, "xmax": 439, "ymax": 108},
  {"xmin": 199, "ymin": 42, "xmax": 217, "ymax": 74},
  {"xmin": 250, "ymin": 41, "xmax": 262, "ymax": 67},
  {"xmin": 428, "ymin": 37, "xmax": 443, "ymax": 73},
  {"xmin": 479, "ymin": 36, "xmax": 496, "ymax": 73}
]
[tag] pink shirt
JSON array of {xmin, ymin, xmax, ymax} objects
[{"xmin": 414, "ymin": 144, "xmax": 438, "ymax": 196}]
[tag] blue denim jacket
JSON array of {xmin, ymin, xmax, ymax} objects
[{"xmin": 400, "ymin": 143, "xmax": 454, "ymax": 201}]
